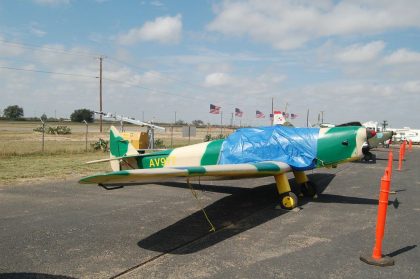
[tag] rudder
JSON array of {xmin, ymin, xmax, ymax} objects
[{"xmin": 109, "ymin": 126, "xmax": 139, "ymax": 171}]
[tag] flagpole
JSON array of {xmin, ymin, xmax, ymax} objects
[
  {"xmin": 230, "ymin": 112, "xmax": 233, "ymax": 127},
  {"xmin": 271, "ymin": 97, "xmax": 274, "ymax": 126},
  {"xmin": 306, "ymin": 109, "xmax": 309, "ymax": 127},
  {"xmin": 220, "ymin": 111, "xmax": 223, "ymax": 136}
]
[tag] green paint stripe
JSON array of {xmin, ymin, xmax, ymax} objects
[
  {"xmin": 186, "ymin": 166, "xmax": 207, "ymax": 175},
  {"xmin": 252, "ymin": 162, "xmax": 281, "ymax": 172},
  {"xmin": 110, "ymin": 129, "xmax": 129, "ymax": 157},
  {"xmin": 200, "ymin": 139, "xmax": 224, "ymax": 166},
  {"xmin": 139, "ymin": 149, "xmax": 173, "ymax": 169}
]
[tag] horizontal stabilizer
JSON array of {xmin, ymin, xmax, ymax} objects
[{"xmin": 85, "ymin": 154, "xmax": 146, "ymax": 164}]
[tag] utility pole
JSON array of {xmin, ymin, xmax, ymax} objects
[
  {"xmin": 99, "ymin": 56, "xmax": 105, "ymax": 133},
  {"xmin": 382, "ymin": 120, "xmax": 388, "ymax": 131},
  {"xmin": 320, "ymin": 111, "xmax": 324, "ymax": 124}
]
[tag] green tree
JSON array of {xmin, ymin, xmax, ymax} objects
[
  {"xmin": 192, "ymin": 119, "xmax": 204, "ymax": 126},
  {"xmin": 40, "ymin": 113, "xmax": 48, "ymax": 122},
  {"xmin": 70, "ymin": 109, "xmax": 94, "ymax": 123},
  {"xmin": 3, "ymin": 105, "xmax": 24, "ymax": 119}
]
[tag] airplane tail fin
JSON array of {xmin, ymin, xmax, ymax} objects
[{"xmin": 109, "ymin": 126, "xmax": 139, "ymax": 171}]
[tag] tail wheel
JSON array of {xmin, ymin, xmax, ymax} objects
[
  {"xmin": 301, "ymin": 181, "xmax": 317, "ymax": 197},
  {"xmin": 279, "ymin": 192, "xmax": 298, "ymax": 210}
]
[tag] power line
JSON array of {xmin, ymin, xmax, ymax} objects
[
  {"xmin": 0, "ymin": 39, "xmax": 260, "ymax": 110},
  {"xmin": 107, "ymin": 57, "xmax": 206, "ymax": 91},
  {"xmin": 0, "ymin": 39, "xmax": 98, "ymax": 58},
  {"xmin": 0, "ymin": 65, "xmax": 208, "ymax": 103},
  {"xmin": 103, "ymin": 77, "xmax": 208, "ymax": 102},
  {"xmin": 106, "ymin": 57, "xmax": 246, "ymax": 108},
  {"xmin": 0, "ymin": 66, "xmax": 98, "ymax": 78},
  {"xmin": 0, "ymin": 65, "xmax": 255, "ymax": 114}
]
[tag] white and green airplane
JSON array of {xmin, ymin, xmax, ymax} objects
[{"xmin": 80, "ymin": 125, "xmax": 367, "ymax": 210}]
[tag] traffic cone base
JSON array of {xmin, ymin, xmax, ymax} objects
[{"xmin": 360, "ymin": 255, "xmax": 395, "ymax": 267}]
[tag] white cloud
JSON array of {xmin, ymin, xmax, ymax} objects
[
  {"xmin": 150, "ymin": 0, "xmax": 163, "ymax": 7},
  {"xmin": 30, "ymin": 23, "xmax": 47, "ymax": 37},
  {"xmin": 402, "ymin": 80, "xmax": 420, "ymax": 93},
  {"xmin": 256, "ymin": 73, "xmax": 287, "ymax": 84},
  {"xmin": 117, "ymin": 14, "xmax": 182, "ymax": 45},
  {"xmin": 204, "ymin": 72, "xmax": 232, "ymax": 87},
  {"xmin": 208, "ymin": 0, "xmax": 420, "ymax": 50},
  {"xmin": 0, "ymin": 37, "xmax": 25, "ymax": 56},
  {"xmin": 335, "ymin": 41, "xmax": 385, "ymax": 63},
  {"xmin": 384, "ymin": 48, "xmax": 420, "ymax": 64}
]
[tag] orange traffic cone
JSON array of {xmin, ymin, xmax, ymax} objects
[
  {"xmin": 402, "ymin": 140, "xmax": 407, "ymax": 159},
  {"xmin": 397, "ymin": 144, "xmax": 403, "ymax": 171},
  {"xmin": 387, "ymin": 150, "xmax": 393, "ymax": 179},
  {"xmin": 360, "ymin": 168, "xmax": 394, "ymax": 266}
]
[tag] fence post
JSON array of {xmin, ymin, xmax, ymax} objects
[
  {"xmin": 40, "ymin": 118, "xmax": 45, "ymax": 153},
  {"xmin": 83, "ymin": 120, "xmax": 88, "ymax": 152}
]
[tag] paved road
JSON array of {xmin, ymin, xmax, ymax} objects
[{"xmin": 0, "ymin": 148, "xmax": 419, "ymax": 278}]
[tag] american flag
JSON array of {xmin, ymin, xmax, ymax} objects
[
  {"xmin": 209, "ymin": 104, "xmax": 221, "ymax": 114},
  {"xmin": 256, "ymin": 110, "xmax": 265, "ymax": 118},
  {"xmin": 235, "ymin": 108, "xmax": 243, "ymax": 117},
  {"xmin": 290, "ymin": 113, "xmax": 298, "ymax": 119}
]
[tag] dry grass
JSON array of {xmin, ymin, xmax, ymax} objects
[
  {"xmin": 0, "ymin": 151, "xmax": 110, "ymax": 186},
  {"xmin": 0, "ymin": 120, "xmax": 235, "ymax": 185}
]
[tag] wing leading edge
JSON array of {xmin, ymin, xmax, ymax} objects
[{"xmin": 79, "ymin": 161, "xmax": 292, "ymax": 185}]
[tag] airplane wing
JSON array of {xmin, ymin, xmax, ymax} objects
[{"xmin": 79, "ymin": 161, "xmax": 292, "ymax": 185}]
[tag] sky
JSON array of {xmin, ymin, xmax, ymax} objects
[{"xmin": 1, "ymin": 0, "xmax": 420, "ymax": 128}]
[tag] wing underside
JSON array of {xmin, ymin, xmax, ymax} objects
[{"xmin": 79, "ymin": 161, "xmax": 291, "ymax": 185}]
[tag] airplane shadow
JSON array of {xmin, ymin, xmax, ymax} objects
[{"xmin": 137, "ymin": 173, "xmax": 380, "ymax": 254}]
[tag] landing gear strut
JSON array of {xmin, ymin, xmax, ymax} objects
[
  {"xmin": 294, "ymin": 171, "xmax": 318, "ymax": 197},
  {"xmin": 300, "ymin": 181, "xmax": 318, "ymax": 197}
]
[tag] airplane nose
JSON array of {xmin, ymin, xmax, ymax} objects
[{"xmin": 366, "ymin": 129, "xmax": 376, "ymax": 139}]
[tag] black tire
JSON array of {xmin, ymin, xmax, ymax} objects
[
  {"xmin": 301, "ymin": 181, "xmax": 317, "ymax": 197},
  {"xmin": 279, "ymin": 192, "xmax": 298, "ymax": 210}
]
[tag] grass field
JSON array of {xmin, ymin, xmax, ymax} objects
[{"xmin": 0, "ymin": 120, "xmax": 234, "ymax": 185}]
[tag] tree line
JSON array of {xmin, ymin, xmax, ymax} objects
[{"xmin": 2, "ymin": 105, "xmax": 207, "ymax": 126}]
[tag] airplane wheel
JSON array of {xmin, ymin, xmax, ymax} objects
[
  {"xmin": 301, "ymin": 181, "xmax": 317, "ymax": 197},
  {"xmin": 279, "ymin": 192, "xmax": 298, "ymax": 210}
]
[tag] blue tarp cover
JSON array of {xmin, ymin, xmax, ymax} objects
[{"xmin": 219, "ymin": 126, "xmax": 320, "ymax": 170}]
